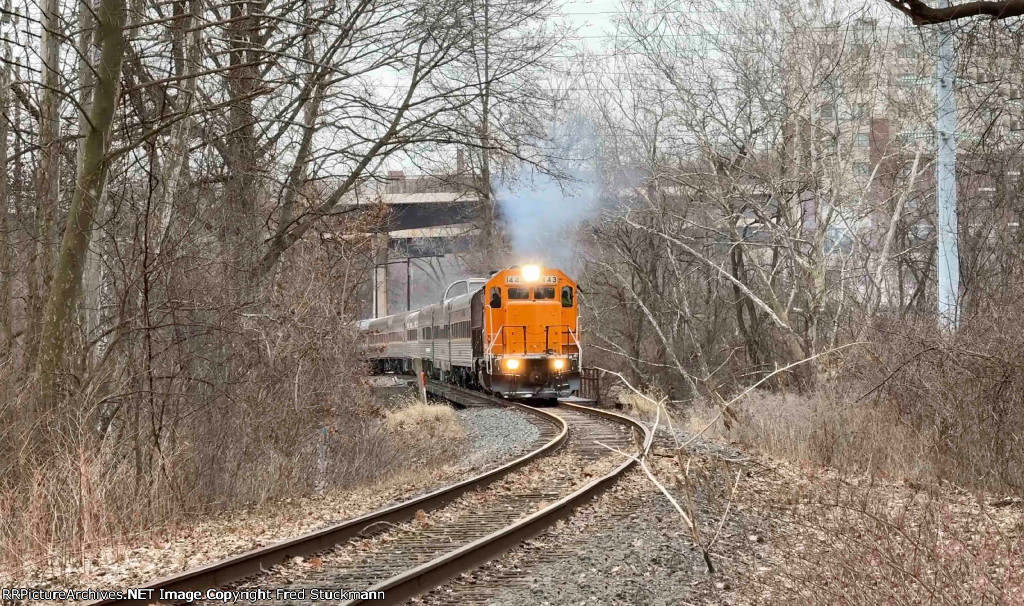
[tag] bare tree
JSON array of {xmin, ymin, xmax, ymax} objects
[
  {"xmin": 0, "ymin": 20, "xmax": 11, "ymax": 351},
  {"xmin": 0, "ymin": 0, "xmax": 573, "ymax": 563},
  {"xmin": 26, "ymin": 0, "xmax": 63, "ymax": 366},
  {"xmin": 577, "ymin": 0, "xmax": 951, "ymax": 397},
  {"xmin": 35, "ymin": 0, "xmax": 128, "ymax": 408}
]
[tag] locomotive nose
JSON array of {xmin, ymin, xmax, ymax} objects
[{"xmin": 529, "ymin": 370, "xmax": 543, "ymax": 384}]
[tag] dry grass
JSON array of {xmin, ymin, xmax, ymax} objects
[
  {"xmin": 613, "ymin": 388, "xmax": 669, "ymax": 422},
  {"xmin": 743, "ymin": 462, "xmax": 1024, "ymax": 605},
  {"xmin": 0, "ymin": 456, "xmax": 471, "ymax": 589},
  {"xmin": 683, "ymin": 388, "xmax": 939, "ymax": 484},
  {"xmin": 384, "ymin": 399, "xmax": 465, "ymax": 440},
  {"xmin": 681, "ymin": 310, "xmax": 1024, "ymax": 496},
  {"xmin": 0, "ymin": 366, "xmax": 468, "ymax": 583},
  {"xmin": 674, "ymin": 313, "xmax": 1024, "ymax": 604},
  {"xmin": 862, "ymin": 315, "xmax": 1024, "ymax": 493}
]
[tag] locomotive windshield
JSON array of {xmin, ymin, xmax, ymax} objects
[
  {"xmin": 508, "ymin": 287, "xmax": 530, "ymax": 300},
  {"xmin": 534, "ymin": 287, "xmax": 555, "ymax": 300}
]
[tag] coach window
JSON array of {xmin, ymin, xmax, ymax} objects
[
  {"xmin": 534, "ymin": 286, "xmax": 555, "ymax": 300},
  {"xmin": 490, "ymin": 287, "xmax": 502, "ymax": 308},
  {"xmin": 508, "ymin": 287, "xmax": 530, "ymax": 300},
  {"xmin": 561, "ymin": 286, "xmax": 574, "ymax": 307}
]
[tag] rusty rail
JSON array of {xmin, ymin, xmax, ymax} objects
[
  {"xmin": 347, "ymin": 386, "xmax": 652, "ymax": 605},
  {"xmin": 88, "ymin": 391, "xmax": 567, "ymax": 606},
  {"xmin": 90, "ymin": 383, "xmax": 650, "ymax": 606}
]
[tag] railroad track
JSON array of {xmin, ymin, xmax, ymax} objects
[{"xmin": 91, "ymin": 383, "xmax": 650, "ymax": 606}]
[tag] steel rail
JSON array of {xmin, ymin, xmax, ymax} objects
[
  {"xmin": 346, "ymin": 393, "xmax": 653, "ymax": 606},
  {"xmin": 88, "ymin": 392, "xmax": 568, "ymax": 606}
]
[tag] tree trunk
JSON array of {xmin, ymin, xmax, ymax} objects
[
  {"xmin": 79, "ymin": 0, "xmax": 104, "ymax": 359},
  {"xmin": 28, "ymin": 0, "xmax": 63, "ymax": 365},
  {"xmin": 475, "ymin": 0, "xmax": 496, "ymax": 264},
  {"xmin": 0, "ymin": 46, "xmax": 11, "ymax": 350},
  {"xmin": 269, "ymin": 80, "xmax": 322, "ymax": 283},
  {"xmin": 35, "ymin": 0, "xmax": 127, "ymax": 410},
  {"xmin": 859, "ymin": 150, "xmax": 922, "ymax": 342},
  {"xmin": 223, "ymin": 1, "xmax": 260, "ymax": 295},
  {"xmin": 154, "ymin": 0, "xmax": 201, "ymax": 256}
]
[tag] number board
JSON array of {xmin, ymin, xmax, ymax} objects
[{"xmin": 506, "ymin": 275, "xmax": 557, "ymax": 284}]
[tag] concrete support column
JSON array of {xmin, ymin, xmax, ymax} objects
[{"xmin": 373, "ymin": 232, "xmax": 389, "ymax": 318}]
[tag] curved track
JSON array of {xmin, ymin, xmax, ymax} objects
[
  {"xmin": 89, "ymin": 389, "xmax": 565, "ymax": 606},
  {"xmin": 90, "ymin": 383, "xmax": 650, "ymax": 606},
  {"xmin": 343, "ymin": 399, "xmax": 651, "ymax": 605}
]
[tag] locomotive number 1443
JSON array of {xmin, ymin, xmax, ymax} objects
[{"xmin": 506, "ymin": 275, "xmax": 557, "ymax": 284}]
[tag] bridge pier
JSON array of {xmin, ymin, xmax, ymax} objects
[{"xmin": 373, "ymin": 233, "xmax": 389, "ymax": 318}]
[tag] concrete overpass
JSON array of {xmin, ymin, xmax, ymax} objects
[{"xmin": 369, "ymin": 171, "xmax": 484, "ymax": 317}]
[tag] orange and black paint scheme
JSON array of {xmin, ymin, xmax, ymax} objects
[
  {"xmin": 356, "ymin": 264, "xmax": 581, "ymax": 401},
  {"xmin": 477, "ymin": 266, "xmax": 580, "ymax": 399}
]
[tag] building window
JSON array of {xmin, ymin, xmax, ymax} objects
[
  {"xmin": 896, "ymin": 74, "xmax": 927, "ymax": 87},
  {"xmin": 897, "ymin": 131, "xmax": 933, "ymax": 144},
  {"xmin": 854, "ymin": 133, "xmax": 871, "ymax": 147},
  {"xmin": 819, "ymin": 104, "xmax": 835, "ymax": 119},
  {"xmin": 854, "ymin": 162, "xmax": 872, "ymax": 177},
  {"xmin": 851, "ymin": 43, "xmax": 870, "ymax": 58},
  {"xmin": 898, "ymin": 44, "xmax": 917, "ymax": 59},
  {"xmin": 852, "ymin": 103, "xmax": 870, "ymax": 119}
]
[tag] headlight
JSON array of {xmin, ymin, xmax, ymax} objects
[
  {"xmin": 521, "ymin": 264, "xmax": 541, "ymax": 282},
  {"xmin": 552, "ymin": 359, "xmax": 565, "ymax": 371},
  {"xmin": 505, "ymin": 358, "xmax": 520, "ymax": 370}
]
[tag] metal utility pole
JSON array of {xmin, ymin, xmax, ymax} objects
[{"xmin": 935, "ymin": 0, "xmax": 960, "ymax": 330}]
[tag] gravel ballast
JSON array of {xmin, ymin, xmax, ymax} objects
[
  {"xmin": 415, "ymin": 426, "xmax": 769, "ymax": 606},
  {"xmin": 457, "ymin": 407, "xmax": 543, "ymax": 471}
]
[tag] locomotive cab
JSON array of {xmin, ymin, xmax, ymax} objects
[{"xmin": 478, "ymin": 265, "xmax": 581, "ymax": 400}]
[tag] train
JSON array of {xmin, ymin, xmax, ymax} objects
[{"xmin": 356, "ymin": 265, "xmax": 581, "ymax": 400}]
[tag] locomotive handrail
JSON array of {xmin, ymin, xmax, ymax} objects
[
  {"xmin": 484, "ymin": 324, "xmax": 528, "ymax": 357},
  {"xmin": 543, "ymin": 324, "xmax": 582, "ymax": 359}
]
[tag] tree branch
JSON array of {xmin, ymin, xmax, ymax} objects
[{"xmin": 881, "ymin": 0, "xmax": 1024, "ymax": 25}]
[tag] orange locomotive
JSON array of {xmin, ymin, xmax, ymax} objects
[{"xmin": 357, "ymin": 264, "xmax": 582, "ymax": 400}]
